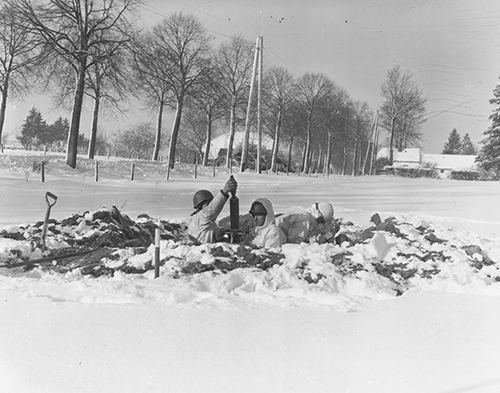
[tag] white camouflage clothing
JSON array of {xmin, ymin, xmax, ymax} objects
[{"xmin": 251, "ymin": 198, "xmax": 286, "ymax": 249}]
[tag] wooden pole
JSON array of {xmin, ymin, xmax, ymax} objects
[
  {"xmin": 95, "ymin": 160, "xmax": 99, "ymax": 182},
  {"xmin": 240, "ymin": 37, "xmax": 259, "ymax": 173},
  {"xmin": 256, "ymin": 36, "xmax": 263, "ymax": 174},
  {"xmin": 41, "ymin": 161, "xmax": 45, "ymax": 183},
  {"xmin": 370, "ymin": 111, "xmax": 380, "ymax": 175},
  {"xmin": 362, "ymin": 115, "xmax": 377, "ymax": 175},
  {"xmin": 130, "ymin": 163, "xmax": 135, "ymax": 181},
  {"xmin": 154, "ymin": 218, "xmax": 160, "ymax": 278},
  {"xmin": 194, "ymin": 154, "xmax": 198, "ymax": 179},
  {"xmin": 213, "ymin": 158, "xmax": 216, "ymax": 177}
]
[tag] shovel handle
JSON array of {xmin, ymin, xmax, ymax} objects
[{"xmin": 45, "ymin": 191, "xmax": 58, "ymax": 207}]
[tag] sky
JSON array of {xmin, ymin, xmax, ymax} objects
[{"xmin": 4, "ymin": 0, "xmax": 500, "ymax": 153}]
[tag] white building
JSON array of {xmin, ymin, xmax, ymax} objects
[
  {"xmin": 379, "ymin": 148, "xmax": 478, "ymax": 178},
  {"xmin": 209, "ymin": 131, "xmax": 275, "ymax": 159}
]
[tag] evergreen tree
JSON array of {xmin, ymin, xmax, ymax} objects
[
  {"xmin": 460, "ymin": 133, "xmax": 476, "ymax": 155},
  {"xmin": 476, "ymin": 83, "xmax": 500, "ymax": 176},
  {"xmin": 17, "ymin": 107, "xmax": 47, "ymax": 150},
  {"xmin": 442, "ymin": 128, "xmax": 462, "ymax": 154},
  {"xmin": 45, "ymin": 117, "xmax": 70, "ymax": 151}
]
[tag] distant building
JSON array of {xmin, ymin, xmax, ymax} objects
[
  {"xmin": 378, "ymin": 147, "xmax": 478, "ymax": 178},
  {"xmin": 210, "ymin": 131, "xmax": 275, "ymax": 159}
]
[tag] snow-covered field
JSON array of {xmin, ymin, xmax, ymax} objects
[{"xmin": 1, "ymin": 151, "xmax": 500, "ymax": 393}]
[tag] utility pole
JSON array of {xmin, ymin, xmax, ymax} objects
[
  {"xmin": 361, "ymin": 114, "xmax": 377, "ymax": 175},
  {"xmin": 256, "ymin": 36, "xmax": 263, "ymax": 174},
  {"xmin": 240, "ymin": 37, "xmax": 260, "ymax": 173},
  {"xmin": 369, "ymin": 111, "xmax": 380, "ymax": 175}
]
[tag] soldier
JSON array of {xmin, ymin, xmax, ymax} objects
[
  {"xmin": 187, "ymin": 176, "xmax": 237, "ymax": 243},
  {"xmin": 277, "ymin": 202, "xmax": 337, "ymax": 244},
  {"xmin": 248, "ymin": 198, "xmax": 286, "ymax": 249}
]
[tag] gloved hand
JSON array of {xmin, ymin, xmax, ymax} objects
[{"xmin": 222, "ymin": 176, "xmax": 237, "ymax": 195}]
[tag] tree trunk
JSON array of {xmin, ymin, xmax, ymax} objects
[
  {"xmin": 271, "ymin": 108, "xmax": 281, "ymax": 173},
  {"xmin": 202, "ymin": 112, "xmax": 212, "ymax": 166},
  {"xmin": 301, "ymin": 145, "xmax": 307, "ymax": 173},
  {"xmin": 287, "ymin": 135, "xmax": 294, "ymax": 175},
  {"xmin": 302, "ymin": 111, "xmax": 312, "ymax": 173},
  {"xmin": 226, "ymin": 101, "xmax": 236, "ymax": 169},
  {"xmin": 317, "ymin": 144, "xmax": 323, "ymax": 174},
  {"xmin": 326, "ymin": 130, "xmax": 332, "ymax": 177},
  {"xmin": 87, "ymin": 93, "xmax": 100, "ymax": 159},
  {"xmin": 352, "ymin": 142, "xmax": 357, "ymax": 176},
  {"xmin": 389, "ymin": 114, "xmax": 396, "ymax": 164},
  {"xmin": 152, "ymin": 100, "xmax": 164, "ymax": 161},
  {"xmin": 342, "ymin": 146, "xmax": 347, "ymax": 175},
  {"xmin": 0, "ymin": 76, "xmax": 9, "ymax": 144},
  {"xmin": 167, "ymin": 97, "xmax": 184, "ymax": 169},
  {"xmin": 66, "ymin": 60, "xmax": 87, "ymax": 168}
]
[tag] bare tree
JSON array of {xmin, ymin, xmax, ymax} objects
[
  {"xmin": 380, "ymin": 65, "xmax": 426, "ymax": 163},
  {"xmin": 186, "ymin": 57, "xmax": 225, "ymax": 166},
  {"xmin": 150, "ymin": 13, "xmax": 210, "ymax": 170},
  {"xmin": 130, "ymin": 31, "xmax": 173, "ymax": 162},
  {"xmin": 318, "ymin": 86, "xmax": 351, "ymax": 176},
  {"xmin": 294, "ymin": 72, "xmax": 332, "ymax": 173},
  {"xmin": 215, "ymin": 36, "xmax": 254, "ymax": 168},
  {"xmin": 86, "ymin": 32, "xmax": 131, "ymax": 159},
  {"xmin": 263, "ymin": 66, "xmax": 294, "ymax": 173},
  {"xmin": 114, "ymin": 122, "xmax": 155, "ymax": 159},
  {"xmin": 0, "ymin": 2, "xmax": 43, "ymax": 143},
  {"xmin": 178, "ymin": 108, "xmax": 207, "ymax": 161},
  {"xmin": 11, "ymin": 0, "xmax": 140, "ymax": 168}
]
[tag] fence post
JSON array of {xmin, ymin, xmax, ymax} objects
[
  {"xmin": 95, "ymin": 160, "xmax": 99, "ymax": 182},
  {"xmin": 194, "ymin": 155, "xmax": 198, "ymax": 179},
  {"xmin": 41, "ymin": 161, "xmax": 45, "ymax": 183},
  {"xmin": 130, "ymin": 163, "xmax": 135, "ymax": 181},
  {"xmin": 213, "ymin": 158, "xmax": 216, "ymax": 177},
  {"xmin": 154, "ymin": 217, "xmax": 160, "ymax": 278}
]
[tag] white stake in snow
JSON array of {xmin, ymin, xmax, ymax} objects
[{"xmin": 154, "ymin": 217, "xmax": 161, "ymax": 278}]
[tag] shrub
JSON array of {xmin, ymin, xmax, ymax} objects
[
  {"xmin": 393, "ymin": 167, "xmax": 438, "ymax": 178},
  {"xmin": 449, "ymin": 171, "xmax": 480, "ymax": 181},
  {"xmin": 477, "ymin": 168, "xmax": 500, "ymax": 181},
  {"xmin": 374, "ymin": 157, "xmax": 391, "ymax": 174}
]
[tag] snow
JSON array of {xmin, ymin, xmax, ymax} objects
[{"xmin": 1, "ymin": 151, "xmax": 500, "ymax": 393}]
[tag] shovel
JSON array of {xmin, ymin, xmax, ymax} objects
[{"xmin": 41, "ymin": 191, "xmax": 58, "ymax": 250}]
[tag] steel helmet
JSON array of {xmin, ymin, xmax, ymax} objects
[
  {"xmin": 312, "ymin": 202, "xmax": 334, "ymax": 222},
  {"xmin": 193, "ymin": 189, "xmax": 214, "ymax": 209},
  {"xmin": 249, "ymin": 201, "xmax": 267, "ymax": 216}
]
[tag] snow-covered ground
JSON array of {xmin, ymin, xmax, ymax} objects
[{"xmin": 1, "ymin": 151, "xmax": 500, "ymax": 393}]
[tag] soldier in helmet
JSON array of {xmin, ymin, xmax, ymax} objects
[
  {"xmin": 248, "ymin": 198, "xmax": 286, "ymax": 249},
  {"xmin": 187, "ymin": 176, "xmax": 237, "ymax": 243},
  {"xmin": 277, "ymin": 201, "xmax": 338, "ymax": 244}
]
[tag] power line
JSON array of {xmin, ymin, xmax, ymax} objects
[
  {"xmin": 422, "ymin": 97, "xmax": 479, "ymax": 122},
  {"xmin": 138, "ymin": 3, "xmax": 233, "ymax": 39}
]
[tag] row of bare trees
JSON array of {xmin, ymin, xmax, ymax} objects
[{"xmin": 0, "ymin": 0, "xmax": 426, "ymax": 172}]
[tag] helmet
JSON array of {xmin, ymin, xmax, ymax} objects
[
  {"xmin": 312, "ymin": 202, "xmax": 334, "ymax": 222},
  {"xmin": 249, "ymin": 201, "xmax": 267, "ymax": 216},
  {"xmin": 193, "ymin": 190, "xmax": 214, "ymax": 209}
]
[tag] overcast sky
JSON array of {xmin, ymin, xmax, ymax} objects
[{"xmin": 5, "ymin": 0, "xmax": 500, "ymax": 153}]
